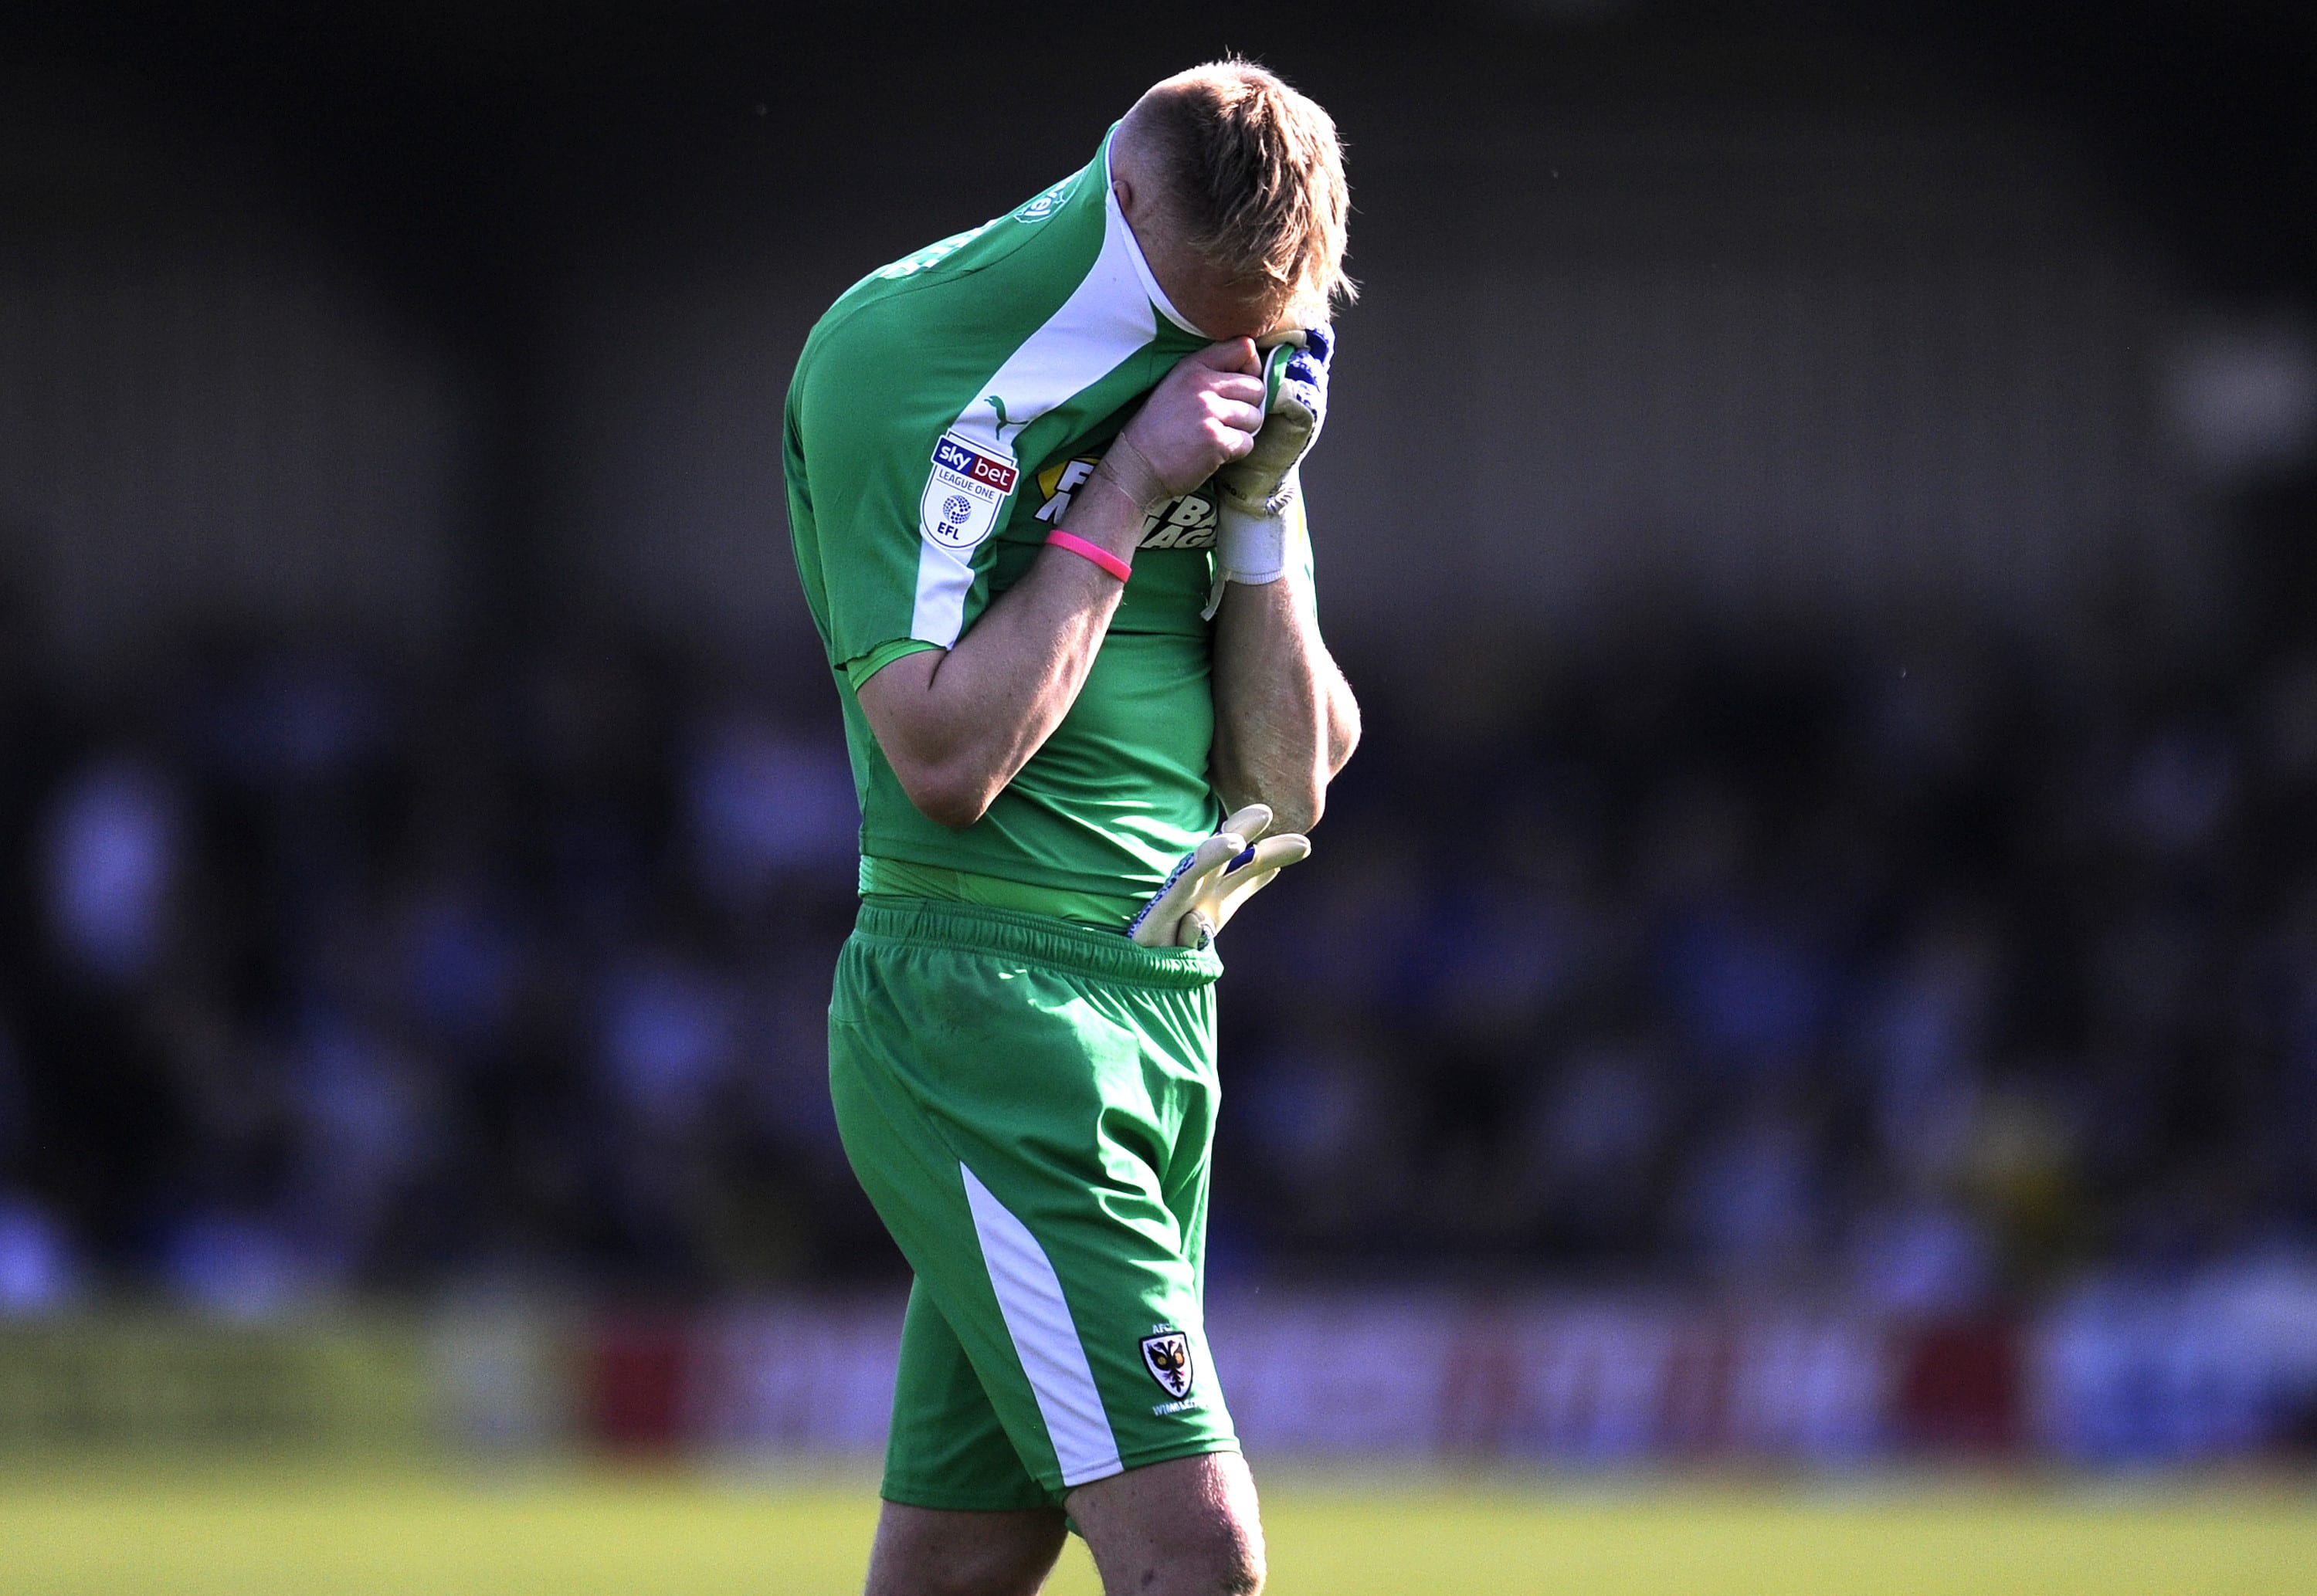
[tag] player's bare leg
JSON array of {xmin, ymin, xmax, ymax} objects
[
  {"xmin": 863, "ymin": 1503, "xmax": 1068, "ymax": 1596},
  {"xmin": 1067, "ymin": 1452, "xmax": 1266, "ymax": 1596}
]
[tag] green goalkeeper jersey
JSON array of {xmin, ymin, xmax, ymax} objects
[{"xmin": 785, "ymin": 127, "xmax": 1240, "ymax": 912}]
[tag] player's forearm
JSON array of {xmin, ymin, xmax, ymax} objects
[
  {"xmin": 857, "ymin": 478, "xmax": 1147, "ymax": 828},
  {"xmin": 1209, "ymin": 568, "xmax": 1356, "ymax": 835},
  {"xmin": 860, "ymin": 344, "xmax": 1268, "ymax": 831}
]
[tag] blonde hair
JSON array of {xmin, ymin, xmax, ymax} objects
[{"xmin": 1131, "ymin": 59, "xmax": 1355, "ymax": 312}]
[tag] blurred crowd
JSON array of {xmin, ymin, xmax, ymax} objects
[{"xmin": 3, "ymin": 611, "xmax": 2316, "ymax": 1317}]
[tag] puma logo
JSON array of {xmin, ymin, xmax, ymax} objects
[{"xmin": 985, "ymin": 394, "xmax": 1030, "ymax": 448}]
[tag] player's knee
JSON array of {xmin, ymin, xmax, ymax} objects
[
  {"xmin": 1173, "ymin": 1501, "xmax": 1266, "ymax": 1595},
  {"xmin": 1109, "ymin": 1536, "xmax": 1263, "ymax": 1595},
  {"xmin": 1212, "ymin": 1533, "xmax": 1266, "ymax": 1595},
  {"xmin": 1072, "ymin": 1452, "xmax": 1265, "ymax": 1596}
]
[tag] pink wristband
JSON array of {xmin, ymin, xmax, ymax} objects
[{"xmin": 1046, "ymin": 529, "xmax": 1133, "ymax": 582}]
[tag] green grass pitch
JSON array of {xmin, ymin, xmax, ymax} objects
[{"xmin": 2, "ymin": 1466, "xmax": 2312, "ymax": 1594}]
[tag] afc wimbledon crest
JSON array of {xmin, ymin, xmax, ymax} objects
[{"xmin": 1139, "ymin": 1329, "xmax": 1195, "ymax": 1400}]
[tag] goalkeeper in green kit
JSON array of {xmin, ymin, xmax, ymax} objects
[{"xmin": 784, "ymin": 59, "xmax": 1359, "ymax": 1596}]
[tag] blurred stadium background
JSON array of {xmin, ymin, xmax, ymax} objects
[{"xmin": 3, "ymin": 2, "xmax": 2316, "ymax": 1590}]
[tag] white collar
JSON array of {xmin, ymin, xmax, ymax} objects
[{"xmin": 1104, "ymin": 136, "xmax": 1210, "ymax": 340}]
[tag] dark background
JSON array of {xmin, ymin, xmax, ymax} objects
[{"xmin": 0, "ymin": 1, "xmax": 2312, "ymax": 1316}]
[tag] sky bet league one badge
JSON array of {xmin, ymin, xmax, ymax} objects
[{"xmin": 921, "ymin": 431, "xmax": 1018, "ymax": 551}]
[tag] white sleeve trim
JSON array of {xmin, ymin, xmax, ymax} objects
[{"xmin": 907, "ymin": 149, "xmax": 1172, "ymax": 649}]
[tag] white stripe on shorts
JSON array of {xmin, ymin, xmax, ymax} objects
[{"xmin": 959, "ymin": 1161, "xmax": 1123, "ymax": 1486}]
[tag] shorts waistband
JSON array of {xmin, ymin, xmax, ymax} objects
[{"xmin": 853, "ymin": 896, "xmax": 1223, "ymax": 990}]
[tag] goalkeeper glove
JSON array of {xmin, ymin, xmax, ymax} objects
[
  {"xmin": 1205, "ymin": 326, "xmax": 1334, "ymax": 619},
  {"xmin": 1128, "ymin": 804, "xmax": 1311, "ymax": 949}
]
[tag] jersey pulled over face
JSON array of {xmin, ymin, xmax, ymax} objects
[{"xmin": 785, "ymin": 129, "xmax": 1248, "ymax": 907}]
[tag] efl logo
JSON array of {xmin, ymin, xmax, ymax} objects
[{"xmin": 932, "ymin": 435, "xmax": 1019, "ymax": 495}]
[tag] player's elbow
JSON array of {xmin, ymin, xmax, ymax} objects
[
  {"xmin": 1213, "ymin": 743, "xmax": 1326, "ymax": 838},
  {"xmin": 1233, "ymin": 761, "xmax": 1325, "ymax": 836},
  {"xmin": 1327, "ymin": 699, "xmax": 1361, "ymax": 778},
  {"xmin": 1325, "ymin": 674, "xmax": 1362, "ymax": 778},
  {"xmin": 859, "ymin": 664, "xmax": 999, "ymax": 828},
  {"xmin": 895, "ymin": 759, "xmax": 996, "ymax": 831},
  {"xmin": 1267, "ymin": 783, "xmax": 1325, "ymax": 838}
]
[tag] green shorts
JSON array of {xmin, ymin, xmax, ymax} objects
[{"xmin": 829, "ymin": 896, "xmax": 1238, "ymax": 1510}]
